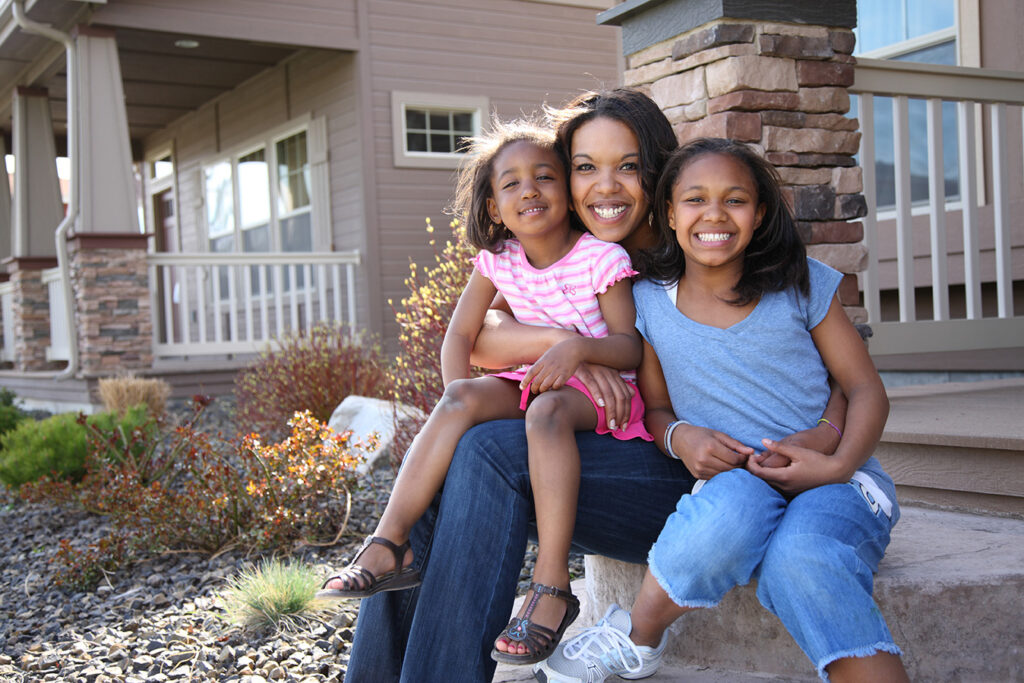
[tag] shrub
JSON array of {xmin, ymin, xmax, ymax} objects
[
  {"xmin": 25, "ymin": 402, "xmax": 375, "ymax": 589},
  {"xmin": 97, "ymin": 375, "xmax": 171, "ymax": 417},
  {"xmin": 0, "ymin": 388, "xmax": 27, "ymax": 439},
  {"xmin": 387, "ymin": 217, "xmax": 479, "ymax": 458},
  {"xmin": 221, "ymin": 557, "xmax": 329, "ymax": 631},
  {"xmin": 235, "ymin": 323, "xmax": 390, "ymax": 438},
  {"xmin": 0, "ymin": 406, "xmax": 152, "ymax": 488}
]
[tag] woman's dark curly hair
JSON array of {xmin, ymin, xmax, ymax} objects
[
  {"xmin": 636, "ymin": 137, "xmax": 809, "ymax": 305},
  {"xmin": 549, "ymin": 88, "xmax": 677, "ymax": 221},
  {"xmin": 449, "ymin": 117, "xmax": 559, "ymax": 253}
]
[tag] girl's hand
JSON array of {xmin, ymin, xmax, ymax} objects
[
  {"xmin": 673, "ymin": 424, "xmax": 755, "ymax": 479},
  {"xmin": 746, "ymin": 439, "xmax": 847, "ymax": 494},
  {"xmin": 520, "ymin": 338, "xmax": 583, "ymax": 395},
  {"xmin": 749, "ymin": 425, "xmax": 838, "ymax": 468},
  {"xmin": 573, "ymin": 362, "xmax": 635, "ymax": 431}
]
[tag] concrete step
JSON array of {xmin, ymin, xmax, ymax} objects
[
  {"xmin": 879, "ymin": 377, "xmax": 1024, "ymax": 518},
  {"xmin": 576, "ymin": 506, "xmax": 1024, "ymax": 682}
]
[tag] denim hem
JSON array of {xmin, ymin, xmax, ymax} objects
[
  {"xmin": 647, "ymin": 551, "xmax": 720, "ymax": 609},
  {"xmin": 815, "ymin": 641, "xmax": 903, "ymax": 682}
]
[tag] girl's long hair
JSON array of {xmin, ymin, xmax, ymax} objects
[
  {"xmin": 448, "ymin": 117, "xmax": 558, "ymax": 253},
  {"xmin": 636, "ymin": 137, "xmax": 809, "ymax": 304}
]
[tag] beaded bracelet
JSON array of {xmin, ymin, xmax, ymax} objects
[
  {"xmin": 817, "ymin": 417, "xmax": 842, "ymax": 439},
  {"xmin": 663, "ymin": 419, "xmax": 690, "ymax": 460}
]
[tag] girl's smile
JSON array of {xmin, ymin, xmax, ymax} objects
[
  {"xmin": 569, "ymin": 117, "xmax": 650, "ymax": 251},
  {"xmin": 668, "ymin": 153, "xmax": 766, "ymax": 271}
]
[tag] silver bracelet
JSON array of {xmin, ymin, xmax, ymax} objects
[{"xmin": 663, "ymin": 419, "xmax": 690, "ymax": 460}]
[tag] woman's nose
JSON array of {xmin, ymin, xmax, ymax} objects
[{"xmin": 596, "ymin": 169, "xmax": 619, "ymax": 192}]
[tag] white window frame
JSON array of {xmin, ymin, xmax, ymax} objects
[
  {"xmin": 391, "ymin": 91, "xmax": 488, "ymax": 169},
  {"xmin": 143, "ymin": 143, "xmax": 178, "ymax": 251},
  {"xmin": 200, "ymin": 115, "xmax": 329, "ymax": 255}
]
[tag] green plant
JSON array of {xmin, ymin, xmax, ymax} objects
[
  {"xmin": 97, "ymin": 375, "xmax": 171, "ymax": 417},
  {"xmin": 0, "ymin": 406, "xmax": 152, "ymax": 488},
  {"xmin": 387, "ymin": 217, "xmax": 480, "ymax": 458},
  {"xmin": 221, "ymin": 557, "xmax": 329, "ymax": 631},
  {"xmin": 235, "ymin": 322, "xmax": 390, "ymax": 438},
  {"xmin": 0, "ymin": 388, "xmax": 27, "ymax": 439}
]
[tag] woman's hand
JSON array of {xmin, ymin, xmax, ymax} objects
[
  {"xmin": 672, "ymin": 423, "xmax": 754, "ymax": 480},
  {"xmin": 746, "ymin": 439, "xmax": 847, "ymax": 494},
  {"xmin": 573, "ymin": 362, "xmax": 635, "ymax": 431}
]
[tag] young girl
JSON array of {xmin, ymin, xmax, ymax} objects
[
  {"xmin": 319, "ymin": 119, "xmax": 652, "ymax": 666},
  {"xmin": 536, "ymin": 138, "xmax": 909, "ymax": 683}
]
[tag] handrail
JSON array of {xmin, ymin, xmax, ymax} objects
[
  {"xmin": 852, "ymin": 57, "xmax": 1024, "ymax": 105},
  {"xmin": 147, "ymin": 250, "xmax": 361, "ymax": 266}
]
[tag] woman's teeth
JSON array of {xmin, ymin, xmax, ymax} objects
[{"xmin": 593, "ymin": 205, "xmax": 626, "ymax": 219}]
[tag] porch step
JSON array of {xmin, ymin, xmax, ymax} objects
[
  {"xmin": 878, "ymin": 377, "xmax": 1024, "ymax": 518},
  {"xmin": 577, "ymin": 506, "xmax": 1024, "ymax": 681}
]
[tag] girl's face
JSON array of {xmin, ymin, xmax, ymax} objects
[
  {"xmin": 486, "ymin": 141, "xmax": 570, "ymax": 241},
  {"xmin": 667, "ymin": 153, "xmax": 766, "ymax": 272},
  {"xmin": 569, "ymin": 117, "xmax": 652, "ymax": 252}
]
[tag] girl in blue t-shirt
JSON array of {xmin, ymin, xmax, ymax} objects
[{"xmin": 536, "ymin": 138, "xmax": 909, "ymax": 683}]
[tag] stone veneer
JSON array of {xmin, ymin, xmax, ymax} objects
[
  {"xmin": 67, "ymin": 233, "xmax": 153, "ymax": 376},
  {"xmin": 5, "ymin": 258, "xmax": 58, "ymax": 371},
  {"xmin": 623, "ymin": 19, "xmax": 867, "ymax": 321}
]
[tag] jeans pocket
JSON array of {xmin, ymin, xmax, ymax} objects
[{"xmin": 848, "ymin": 471, "xmax": 895, "ymax": 527}]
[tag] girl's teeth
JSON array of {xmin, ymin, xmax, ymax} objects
[
  {"xmin": 594, "ymin": 205, "xmax": 626, "ymax": 219},
  {"xmin": 697, "ymin": 233, "xmax": 731, "ymax": 242}
]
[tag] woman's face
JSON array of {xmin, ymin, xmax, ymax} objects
[{"xmin": 569, "ymin": 117, "xmax": 653, "ymax": 253}]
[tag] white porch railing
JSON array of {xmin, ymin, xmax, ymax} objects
[
  {"xmin": 0, "ymin": 280, "xmax": 13, "ymax": 363},
  {"xmin": 147, "ymin": 250, "xmax": 361, "ymax": 358},
  {"xmin": 851, "ymin": 58, "xmax": 1024, "ymax": 357},
  {"xmin": 43, "ymin": 266, "xmax": 71, "ymax": 362}
]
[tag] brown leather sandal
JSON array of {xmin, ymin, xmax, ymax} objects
[
  {"xmin": 490, "ymin": 582, "xmax": 581, "ymax": 665},
  {"xmin": 316, "ymin": 536, "xmax": 421, "ymax": 600}
]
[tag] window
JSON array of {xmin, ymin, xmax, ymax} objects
[
  {"xmin": 392, "ymin": 91, "xmax": 488, "ymax": 168},
  {"xmin": 853, "ymin": 0, "xmax": 959, "ymax": 210}
]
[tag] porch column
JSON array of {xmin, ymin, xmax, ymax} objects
[
  {"xmin": 599, "ymin": 0, "xmax": 866, "ymax": 321},
  {"xmin": 6, "ymin": 258, "xmax": 59, "ymax": 371},
  {"xmin": 0, "ymin": 136, "xmax": 11, "ymax": 262},
  {"xmin": 67, "ymin": 233, "xmax": 152, "ymax": 376}
]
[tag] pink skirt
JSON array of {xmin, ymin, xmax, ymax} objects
[{"xmin": 490, "ymin": 369, "xmax": 653, "ymax": 442}]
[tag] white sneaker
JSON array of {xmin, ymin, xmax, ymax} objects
[{"xmin": 532, "ymin": 603, "xmax": 666, "ymax": 683}]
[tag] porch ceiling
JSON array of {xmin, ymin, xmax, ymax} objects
[{"xmin": 0, "ymin": 4, "xmax": 298, "ymax": 155}]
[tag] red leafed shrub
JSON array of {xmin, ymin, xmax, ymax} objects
[
  {"xmin": 235, "ymin": 322, "xmax": 390, "ymax": 439},
  {"xmin": 23, "ymin": 400, "xmax": 375, "ymax": 590},
  {"xmin": 386, "ymin": 217, "xmax": 481, "ymax": 459}
]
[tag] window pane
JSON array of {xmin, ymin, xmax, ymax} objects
[
  {"xmin": 281, "ymin": 213, "xmax": 312, "ymax": 252},
  {"xmin": 276, "ymin": 132, "xmax": 310, "ymax": 215},
  {"xmin": 452, "ymin": 112, "xmax": 473, "ymax": 132},
  {"xmin": 151, "ymin": 155, "xmax": 173, "ymax": 180},
  {"xmin": 242, "ymin": 224, "xmax": 269, "ymax": 252},
  {"xmin": 405, "ymin": 109, "xmax": 426, "ymax": 130},
  {"xmin": 238, "ymin": 148, "xmax": 270, "ymax": 229},
  {"xmin": 210, "ymin": 234, "xmax": 234, "ymax": 253},
  {"xmin": 430, "ymin": 134, "xmax": 451, "ymax": 153},
  {"xmin": 407, "ymin": 132, "xmax": 428, "ymax": 152},
  {"xmin": 856, "ymin": 0, "xmax": 903, "ymax": 53},
  {"xmin": 204, "ymin": 162, "xmax": 234, "ymax": 239},
  {"xmin": 907, "ymin": 0, "xmax": 954, "ymax": 38},
  {"xmin": 429, "ymin": 112, "xmax": 449, "ymax": 131},
  {"xmin": 892, "ymin": 40, "xmax": 956, "ymax": 66}
]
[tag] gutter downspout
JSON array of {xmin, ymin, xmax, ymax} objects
[{"xmin": 11, "ymin": 0, "xmax": 79, "ymax": 380}]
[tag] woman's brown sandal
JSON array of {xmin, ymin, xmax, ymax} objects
[
  {"xmin": 490, "ymin": 582, "xmax": 581, "ymax": 665},
  {"xmin": 316, "ymin": 536, "xmax": 421, "ymax": 600}
]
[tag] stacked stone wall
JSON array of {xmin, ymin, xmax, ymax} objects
[
  {"xmin": 623, "ymin": 19, "xmax": 867, "ymax": 321},
  {"xmin": 9, "ymin": 265, "xmax": 54, "ymax": 371},
  {"xmin": 67, "ymin": 238, "xmax": 153, "ymax": 375}
]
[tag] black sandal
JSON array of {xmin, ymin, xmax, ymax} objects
[
  {"xmin": 316, "ymin": 536, "xmax": 421, "ymax": 600},
  {"xmin": 490, "ymin": 582, "xmax": 581, "ymax": 665}
]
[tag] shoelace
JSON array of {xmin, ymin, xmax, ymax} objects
[{"xmin": 562, "ymin": 619, "xmax": 644, "ymax": 675}]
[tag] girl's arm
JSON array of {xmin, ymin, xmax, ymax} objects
[
  {"xmin": 749, "ymin": 296, "xmax": 888, "ymax": 492},
  {"xmin": 518, "ymin": 279, "xmax": 641, "ymax": 395},
  {"xmin": 440, "ymin": 270, "xmax": 499, "ymax": 387},
  {"xmin": 637, "ymin": 339, "xmax": 753, "ymax": 478}
]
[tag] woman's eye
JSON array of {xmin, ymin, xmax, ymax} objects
[
  {"xmin": 574, "ymin": 163, "xmax": 595, "ymax": 172},
  {"xmin": 620, "ymin": 162, "xmax": 638, "ymax": 172}
]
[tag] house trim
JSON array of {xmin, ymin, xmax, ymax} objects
[{"xmin": 390, "ymin": 91, "xmax": 489, "ymax": 169}]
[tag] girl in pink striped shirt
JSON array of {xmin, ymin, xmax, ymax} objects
[{"xmin": 320, "ymin": 119, "xmax": 651, "ymax": 666}]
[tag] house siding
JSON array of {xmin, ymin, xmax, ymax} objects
[
  {"xmin": 365, "ymin": 0, "xmax": 621, "ymax": 344},
  {"xmin": 92, "ymin": 0, "xmax": 359, "ymax": 50}
]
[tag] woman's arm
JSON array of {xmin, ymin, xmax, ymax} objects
[
  {"xmin": 440, "ymin": 270, "xmax": 499, "ymax": 386},
  {"xmin": 637, "ymin": 339, "xmax": 753, "ymax": 479},
  {"xmin": 749, "ymin": 296, "xmax": 888, "ymax": 492},
  {"xmin": 517, "ymin": 279, "xmax": 641, "ymax": 394}
]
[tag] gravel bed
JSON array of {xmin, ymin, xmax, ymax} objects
[{"xmin": 0, "ymin": 398, "xmax": 582, "ymax": 682}]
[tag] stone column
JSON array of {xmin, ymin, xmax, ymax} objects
[
  {"xmin": 599, "ymin": 0, "xmax": 866, "ymax": 321},
  {"xmin": 67, "ymin": 234, "xmax": 152, "ymax": 376},
  {"xmin": 4, "ymin": 257, "xmax": 58, "ymax": 371}
]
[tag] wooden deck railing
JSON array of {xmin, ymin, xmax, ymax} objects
[
  {"xmin": 851, "ymin": 58, "xmax": 1024, "ymax": 357},
  {"xmin": 146, "ymin": 250, "xmax": 361, "ymax": 358}
]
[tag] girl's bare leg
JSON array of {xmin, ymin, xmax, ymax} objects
[
  {"xmin": 325, "ymin": 377, "xmax": 523, "ymax": 591},
  {"xmin": 827, "ymin": 653, "xmax": 909, "ymax": 683},
  {"xmin": 628, "ymin": 569, "xmax": 694, "ymax": 647},
  {"xmin": 495, "ymin": 388, "xmax": 596, "ymax": 655}
]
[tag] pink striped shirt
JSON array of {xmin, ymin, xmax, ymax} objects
[{"xmin": 474, "ymin": 232, "xmax": 638, "ymax": 380}]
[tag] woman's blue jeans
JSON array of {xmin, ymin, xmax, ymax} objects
[
  {"xmin": 649, "ymin": 465, "xmax": 902, "ymax": 680},
  {"xmin": 345, "ymin": 419, "xmax": 696, "ymax": 683}
]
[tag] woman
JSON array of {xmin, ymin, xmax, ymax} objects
[{"xmin": 344, "ymin": 89, "xmax": 845, "ymax": 682}]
